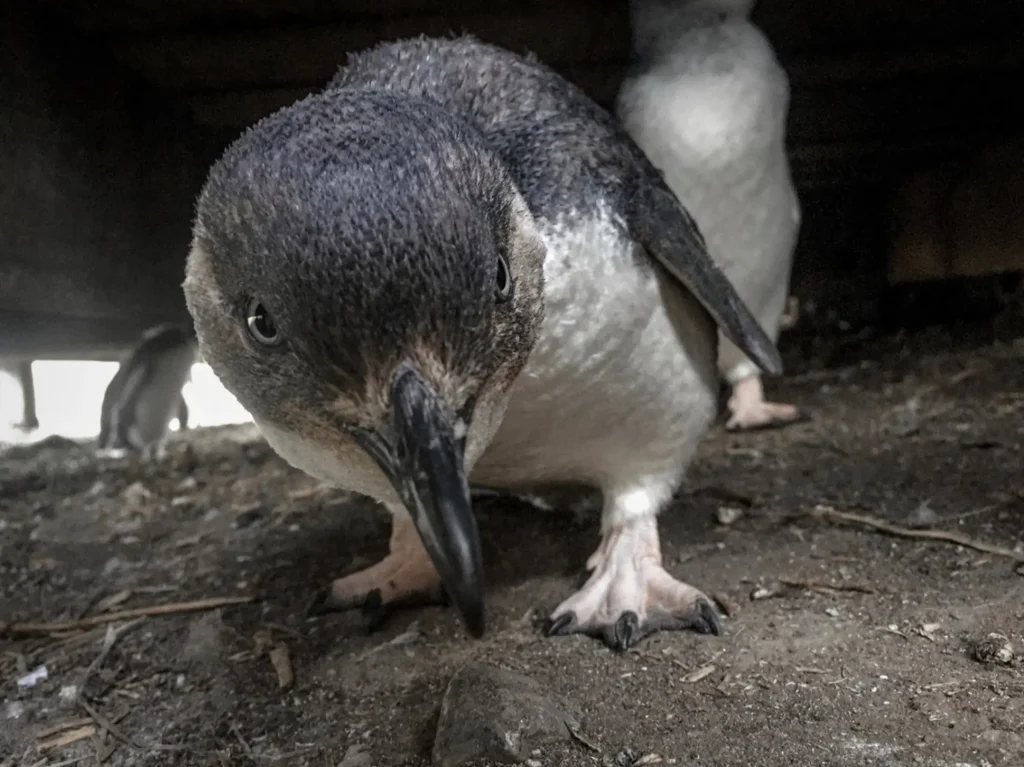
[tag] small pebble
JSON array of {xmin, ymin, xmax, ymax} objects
[
  {"xmin": 120, "ymin": 480, "xmax": 151, "ymax": 504},
  {"xmin": 971, "ymin": 633, "xmax": 1014, "ymax": 665},
  {"xmin": 337, "ymin": 743, "xmax": 373, "ymax": 767},
  {"xmin": 716, "ymin": 506, "xmax": 743, "ymax": 526},
  {"xmin": 905, "ymin": 501, "xmax": 938, "ymax": 529},
  {"xmin": 750, "ymin": 585, "xmax": 782, "ymax": 601},
  {"xmin": 16, "ymin": 664, "xmax": 47, "ymax": 688}
]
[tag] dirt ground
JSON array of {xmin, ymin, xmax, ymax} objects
[{"xmin": 2, "ymin": 327, "xmax": 1023, "ymax": 767}]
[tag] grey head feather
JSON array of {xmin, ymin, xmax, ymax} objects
[
  {"xmin": 329, "ymin": 34, "xmax": 781, "ymax": 376},
  {"xmin": 190, "ymin": 86, "xmax": 542, "ymax": 421}
]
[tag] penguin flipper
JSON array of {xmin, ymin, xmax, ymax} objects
[{"xmin": 627, "ymin": 180, "xmax": 784, "ymax": 377}]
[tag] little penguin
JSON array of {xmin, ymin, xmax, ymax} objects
[
  {"xmin": 98, "ymin": 322, "xmax": 197, "ymax": 460},
  {"xmin": 617, "ymin": 0, "xmax": 803, "ymax": 430},
  {"xmin": 183, "ymin": 35, "xmax": 782, "ymax": 650}
]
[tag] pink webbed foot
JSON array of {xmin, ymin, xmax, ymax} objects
[
  {"xmin": 308, "ymin": 515, "xmax": 445, "ymax": 631},
  {"xmin": 725, "ymin": 374, "xmax": 802, "ymax": 431},
  {"xmin": 545, "ymin": 515, "xmax": 720, "ymax": 651}
]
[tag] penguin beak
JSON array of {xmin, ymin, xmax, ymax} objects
[{"xmin": 357, "ymin": 366, "xmax": 485, "ymax": 638}]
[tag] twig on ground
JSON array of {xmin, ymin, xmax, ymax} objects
[
  {"xmin": 1, "ymin": 596, "xmax": 255, "ymax": 637},
  {"xmin": 806, "ymin": 505, "xmax": 1024, "ymax": 562},
  {"xmin": 41, "ymin": 756, "xmax": 90, "ymax": 767},
  {"xmin": 778, "ymin": 578, "xmax": 876, "ymax": 595},
  {"xmin": 230, "ymin": 723, "xmax": 254, "ymax": 758},
  {"xmin": 35, "ymin": 719, "xmax": 95, "ymax": 741},
  {"xmin": 36, "ymin": 725, "xmax": 96, "ymax": 751},
  {"xmin": 78, "ymin": 699, "xmax": 186, "ymax": 754},
  {"xmin": 565, "ymin": 721, "xmax": 601, "ymax": 753},
  {"xmin": 82, "ymin": 618, "xmax": 146, "ymax": 684},
  {"xmin": 92, "ymin": 708, "xmax": 133, "ymax": 764}
]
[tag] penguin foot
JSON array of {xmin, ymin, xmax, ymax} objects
[
  {"xmin": 307, "ymin": 515, "xmax": 444, "ymax": 632},
  {"xmin": 140, "ymin": 443, "xmax": 169, "ymax": 462},
  {"xmin": 725, "ymin": 374, "xmax": 802, "ymax": 431},
  {"xmin": 544, "ymin": 515, "xmax": 721, "ymax": 651}
]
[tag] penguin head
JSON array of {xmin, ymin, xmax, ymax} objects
[
  {"xmin": 183, "ymin": 88, "xmax": 547, "ymax": 637},
  {"xmin": 629, "ymin": 0, "xmax": 758, "ymax": 60}
]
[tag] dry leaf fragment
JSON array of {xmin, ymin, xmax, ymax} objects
[
  {"xmin": 253, "ymin": 629, "xmax": 294, "ymax": 689},
  {"xmin": 712, "ymin": 592, "xmax": 738, "ymax": 617},
  {"xmin": 635, "ymin": 755, "xmax": 664, "ymax": 766},
  {"xmin": 268, "ymin": 644, "xmax": 294, "ymax": 690},
  {"xmin": 681, "ymin": 663, "xmax": 716, "ymax": 683}
]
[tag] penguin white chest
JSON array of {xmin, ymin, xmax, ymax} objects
[
  {"xmin": 473, "ymin": 204, "xmax": 718, "ymax": 491},
  {"xmin": 127, "ymin": 348, "xmax": 195, "ymax": 446}
]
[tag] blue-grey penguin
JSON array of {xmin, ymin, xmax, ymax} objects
[
  {"xmin": 617, "ymin": 0, "xmax": 802, "ymax": 430},
  {"xmin": 182, "ymin": 35, "xmax": 782, "ymax": 650},
  {"xmin": 98, "ymin": 323, "xmax": 197, "ymax": 460}
]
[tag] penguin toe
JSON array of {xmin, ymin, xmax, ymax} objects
[
  {"xmin": 544, "ymin": 550, "xmax": 723, "ymax": 650},
  {"xmin": 544, "ymin": 611, "xmax": 578, "ymax": 637},
  {"xmin": 603, "ymin": 611, "xmax": 648, "ymax": 651},
  {"xmin": 725, "ymin": 399, "xmax": 806, "ymax": 432}
]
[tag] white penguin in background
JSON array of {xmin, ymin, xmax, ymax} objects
[{"xmin": 617, "ymin": 0, "xmax": 802, "ymax": 430}]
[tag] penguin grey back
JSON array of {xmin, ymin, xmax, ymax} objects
[
  {"xmin": 328, "ymin": 36, "xmax": 654, "ymax": 223},
  {"xmin": 98, "ymin": 323, "xmax": 197, "ymax": 452},
  {"xmin": 327, "ymin": 36, "xmax": 781, "ymax": 374}
]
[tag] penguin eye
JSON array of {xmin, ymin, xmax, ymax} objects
[
  {"xmin": 245, "ymin": 298, "xmax": 281, "ymax": 346},
  {"xmin": 495, "ymin": 254, "xmax": 513, "ymax": 303}
]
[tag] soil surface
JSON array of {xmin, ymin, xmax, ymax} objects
[{"xmin": 2, "ymin": 328, "xmax": 1023, "ymax": 767}]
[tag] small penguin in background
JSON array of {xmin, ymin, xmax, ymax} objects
[
  {"xmin": 98, "ymin": 323, "xmax": 198, "ymax": 459},
  {"xmin": 617, "ymin": 0, "xmax": 803, "ymax": 430}
]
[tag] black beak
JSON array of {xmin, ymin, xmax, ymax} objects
[{"xmin": 358, "ymin": 367, "xmax": 485, "ymax": 638}]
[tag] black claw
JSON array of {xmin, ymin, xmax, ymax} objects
[
  {"xmin": 693, "ymin": 599, "xmax": 722, "ymax": 636},
  {"xmin": 611, "ymin": 611, "xmax": 641, "ymax": 651},
  {"xmin": 544, "ymin": 600, "xmax": 721, "ymax": 649},
  {"xmin": 309, "ymin": 581, "xmax": 448, "ymax": 630},
  {"xmin": 437, "ymin": 584, "xmax": 452, "ymax": 608},
  {"xmin": 306, "ymin": 587, "xmax": 342, "ymax": 617},
  {"xmin": 545, "ymin": 612, "xmax": 576, "ymax": 637},
  {"xmin": 361, "ymin": 589, "xmax": 392, "ymax": 633}
]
